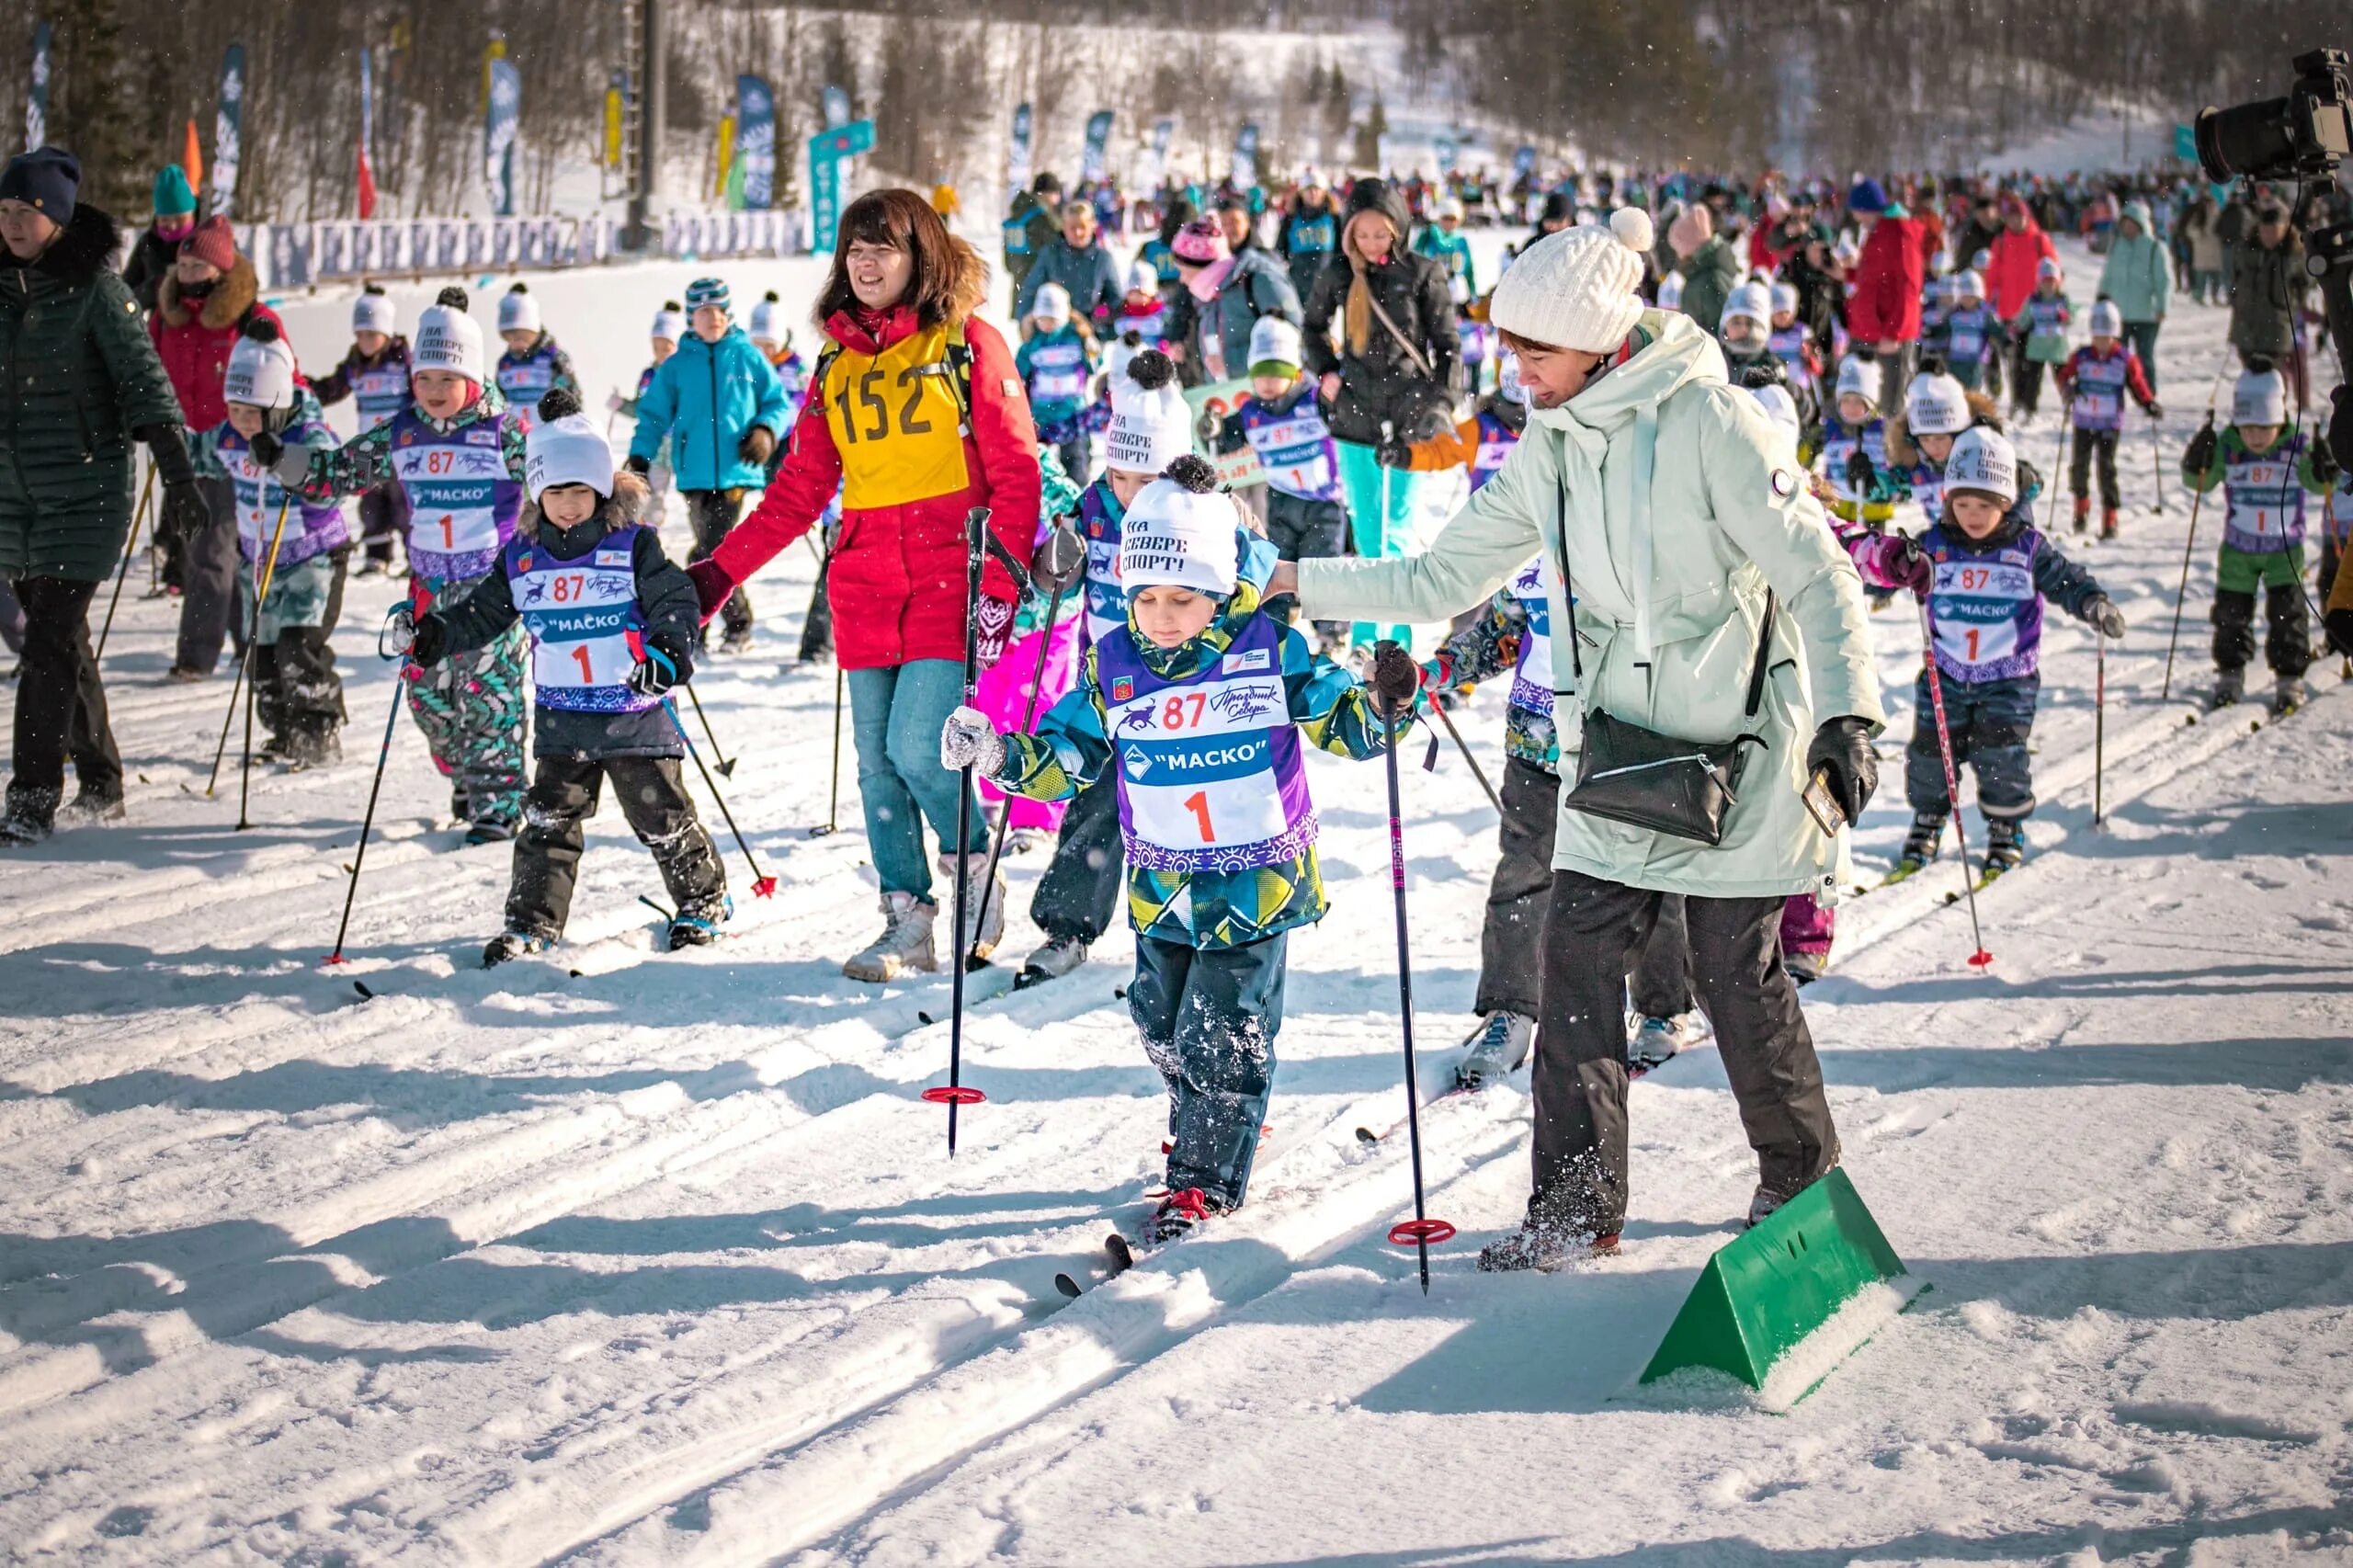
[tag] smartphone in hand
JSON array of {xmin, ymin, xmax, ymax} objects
[{"xmin": 1802, "ymin": 765, "xmax": 1847, "ymax": 836}]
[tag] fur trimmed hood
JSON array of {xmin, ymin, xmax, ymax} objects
[{"xmin": 156, "ymin": 252, "xmax": 260, "ymax": 331}]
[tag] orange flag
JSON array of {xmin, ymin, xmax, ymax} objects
[{"xmin": 180, "ymin": 119, "xmax": 204, "ymax": 197}]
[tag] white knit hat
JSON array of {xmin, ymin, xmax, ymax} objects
[
  {"xmin": 1720, "ymin": 279, "xmax": 1772, "ymax": 333},
  {"xmin": 2088, "ymin": 300, "xmax": 2123, "ymax": 337},
  {"xmin": 1655, "ymin": 269, "xmax": 1684, "ymax": 312},
  {"xmin": 525, "ymin": 411, "xmax": 616, "ymax": 500},
  {"xmin": 497, "ymin": 283, "xmax": 540, "ymax": 335},
  {"xmin": 1120, "ymin": 467, "xmax": 1238, "ymax": 597},
  {"xmin": 1247, "ymin": 314, "xmax": 1303, "ymax": 375},
  {"xmin": 1904, "ymin": 371, "xmax": 1971, "ymax": 437},
  {"xmin": 748, "ymin": 290, "xmax": 786, "ymax": 343},
  {"xmin": 1748, "ymin": 382, "xmax": 1800, "ymax": 434},
  {"xmin": 415, "ymin": 293, "xmax": 485, "ymax": 383},
  {"xmin": 1953, "ymin": 268, "xmax": 1984, "ymax": 301},
  {"xmin": 1030, "ymin": 281, "xmax": 1073, "ymax": 324},
  {"xmin": 1489, "ymin": 207, "xmax": 1654, "ymax": 354},
  {"xmin": 1103, "ymin": 352, "xmax": 1191, "ymax": 475},
  {"xmin": 649, "ymin": 301, "xmax": 685, "ymax": 343},
  {"xmin": 2035, "ymin": 256, "xmax": 2063, "ymax": 283},
  {"xmin": 1769, "ymin": 280, "xmax": 1799, "ymax": 315},
  {"xmin": 2233, "ymin": 369, "xmax": 2288, "ymax": 426},
  {"xmin": 1835, "ymin": 355, "xmax": 1881, "ymax": 407},
  {"xmin": 1126, "ymin": 257, "xmax": 1160, "ymax": 296},
  {"xmin": 352, "ymin": 286, "xmax": 395, "ymax": 336},
  {"xmin": 1945, "ymin": 426, "xmax": 2018, "ymax": 506},
  {"xmin": 223, "ymin": 324, "xmax": 297, "ymax": 411}
]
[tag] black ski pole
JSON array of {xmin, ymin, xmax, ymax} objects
[
  {"xmin": 2149, "ymin": 407, "xmax": 2165, "ymax": 515},
  {"xmin": 966, "ymin": 578, "xmax": 1069, "ymax": 971},
  {"xmin": 325, "ymin": 674, "xmax": 408, "ymax": 966},
  {"xmin": 684, "ymin": 682, "xmax": 738, "ymax": 777},
  {"xmin": 93, "ymin": 466, "xmax": 154, "ymax": 665},
  {"xmin": 207, "ymin": 495, "xmax": 292, "ymax": 798},
  {"xmin": 660, "ymin": 697, "xmax": 776, "ymax": 897},
  {"xmin": 2093, "ymin": 628, "xmax": 2107, "ymax": 826},
  {"xmin": 2161, "ymin": 410, "xmax": 2217, "ymax": 702},
  {"xmin": 922, "ymin": 506, "xmax": 994, "ymax": 1152},
  {"xmin": 1378, "ymin": 661, "xmax": 1455, "ymax": 1294},
  {"xmin": 1426, "ymin": 693, "xmax": 1502, "ymax": 814},
  {"xmin": 809, "ymin": 661, "xmax": 846, "ymax": 836},
  {"xmin": 1919, "ymin": 601, "xmax": 1993, "ymax": 970}
]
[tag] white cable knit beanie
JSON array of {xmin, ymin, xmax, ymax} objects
[{"xmin": 1489, "ymin": 207, "xmax": 1654, "ymax": 353}]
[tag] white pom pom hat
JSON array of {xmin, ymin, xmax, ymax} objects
[
  {"xmin": 1489, "ymin": 206, "xmax": 1654, "ymax": 354},
  {"xmin": 1946, "ymin": 426, "xmax": 2018, "ymax": 506}
]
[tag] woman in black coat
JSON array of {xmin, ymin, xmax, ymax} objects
[{"xmin": 1301, "ymin": 176, "xmax": 1459, "ymax": 654}]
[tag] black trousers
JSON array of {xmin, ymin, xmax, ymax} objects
[
  {"xmin": 253, "ymin": 551, "xmax": 350, "ymax": 739},
  {"xmin": 1260, "ymin": 491, "xmax": 1348, "ymax": 642},
  {"xmin": 8, "ymin": 575, "xmax": 121, "ymax": 813},
  {"xmin": 684, "ymin": 489, "xmax": 752, "ymax": 635},
  {"xmin": 1531, "ymin": 869, "xmax": 1838, "ymax": 1233},
  {"xmin": 799, "ymin": 539, "xmax": 835, "ymax": 663},
  {"xmin": 175, "ymin": 477, "xmax": 241, "ymax": 672},
  {"xmin": 506, "ymin": 755, "xmax": 726, "ymax": 939},
  {"xmin": 357, "ymin": 480, "xmax": 409, "ymax": 567},
  {"xmin": 2012, "ymin": 354, "xmax": 2048, "ymax": 418},
  {"xmin": 1029, "ymin": 769, "xmax": 1124, "ymax": 944},
  {"xmin": 1480, "ymin": 758, "xmax": 1691, "ymax": 1021},
  {"xmin": 2069, "ymin": 426, "xmax": 2121, "ymax": 510},
  {"xmin": 2213, "ymin": 585, "xmax": 2313, "ymax": 677}
]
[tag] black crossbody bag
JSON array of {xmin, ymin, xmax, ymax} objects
[{"xmin": 1551, "ymin": 472, "xmax": 1777, "ymax": 847}]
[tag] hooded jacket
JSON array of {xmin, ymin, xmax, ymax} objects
[
  {"xmin": 1985, "ymin": 207, "xmax": 2059, "ymax": 323},
  {"xmin": 1301, "ymin": 178, "xmax": 1461, "ymax": 447},
  {"xmin": 2096, "ymin": 201, "xmax": 2173, "ymax": 324},
  {"xmin": 0, "ymin": 205, "xmax": 186, "ymax": 581},
  {"xmin": 150, "ymin": 250, "xmax": 280, "ymax": 434},
  {"xmin": 713, "ymin": 235, "xmax": 1041, "ymax": 670},
  {"xmin": 1297, "ymin": 311, "xmax": 1882, "ymax": 898},
  {"xmin": 1847, "ymin": 213, "xmax": 1925, "ymax": 345},
  {"xmin": 624, "ymin": 324, "xmax": 787, "ymax": 492}
]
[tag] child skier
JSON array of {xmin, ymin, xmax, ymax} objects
[
  {"xmin": 2054, "ymin": 300, "xmax": 2160, "ymax": 539},
  {"xmin": 199, "ymin": 320, "xmax": 351, "ymax": 768},
  {"xmin": 1939, "ymin": 270, "xmax": 1999, "ymax": 393},
  {"xmin": 494, "ymin": 283, "xmax": 579, "ymax": 427},
  {"xmin": 1865, "ymin": 426, "xmax": 2124, "ymax": 882},
  {"xmin": 1815, "ymin": 356, "xmax": 1904, "ymax": 540},
  {"xmin": 261, "ymin": 287, "xmax": 532, "ymax": 842},
  {"xmin": 1016, "ymin": 282, "xmax": 1098, "ymax": 484},
  {"xmin": 1715, "ymin": 278, "xmax": 1777, "ymax": 382},
  {"xmin": 748, "ymin": 290, "xmax": 809, "ymax": 410},
  {"xmin": 2007, "ymin": 257, "xmax": 2071, "ymax": 422},
  {"xmin": 1886, "ymin": 369, "xmax": 1997, "ymax": 530},
  {"xmin": 398, "ymin": 389, "xmax": 725, "ymax": 964},
  {"xmin": 608, "ymin": 301, "xmax": 683, "ymax": 512},
  {"xmin": 1109, "ymin": 259, "xmax": 1172, "ymax": 349},
  {"xmin": 2181, "ymin": 366, "xmax": 2331, "ymax": 713},
  {"xmin": 938, "ymin": 454, "xmax": 1412, "ymax": 1243},
  {"xmin": 308, "ymin": 284, "xmax": 411, "ymax": 576},
  {"xmin": 1766, "ymin": 281, "xmax": 1823, "ymax": 430},
  {"xmin": 1213, "ymin": 316, "xmax": 1347, "ymax": 644}
]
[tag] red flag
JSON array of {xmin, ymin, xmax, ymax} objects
[
  {"xmin": 179, "ymin": 119, "xmax": 204, "ymax": 199},
  {"xmin": 356, "ymin": 143, "xmax": 378, "ymax": 220}
]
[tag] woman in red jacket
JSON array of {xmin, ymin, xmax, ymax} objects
[
  {"xmin": 148, "ymin": 214, "xmax": 283, "ymax": 680},
  {"xmin": 689, "ymin": 188, "xmax": 1040, "ymax": 982}
]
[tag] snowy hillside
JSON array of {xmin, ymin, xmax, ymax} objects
[{"xmin": 4, "ymin": 239, "xmax": 2351, "ymax": 1562}]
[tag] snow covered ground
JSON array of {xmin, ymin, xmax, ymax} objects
[{"xmin": 5, "ymin": 239, "xmax": 2351, "ymax": 1564}]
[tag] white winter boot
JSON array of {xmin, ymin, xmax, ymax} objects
[
  {"xmin": 938, "ymin": 851, "xmax": 1007, "ymax": 962},
  {"xmin": 842, "ymin": 892, "xmax": 938, "ymax": 983}
]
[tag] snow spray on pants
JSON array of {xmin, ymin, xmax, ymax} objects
[{"xmin": 407, "ymin": 575, "xmax": 529, "ymax": 830}]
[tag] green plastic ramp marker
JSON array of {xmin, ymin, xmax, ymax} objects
[{"xmin": 1640, "ymin": 1167, "xmax": 1917, "ymax": 1408}]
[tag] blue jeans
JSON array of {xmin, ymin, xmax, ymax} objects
[
  {"xmin": 847, "ymin": 659, "xmax": 989, "ymax": 903},
  {"xmin": 2122, "ymin": 319, "xmax": 2161, "ymax": 392},
  {"xmin": 1335, "ymin": 439, "xmax": 1427, "ymax": 653}
]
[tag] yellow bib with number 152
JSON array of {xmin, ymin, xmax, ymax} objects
[{"xmin": 820, "ymin": 324, "xmax": 972, "ymax": 509}]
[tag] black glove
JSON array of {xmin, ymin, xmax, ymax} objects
[
  {"xmin": 2084, "ymin": 594, "xmax": 2126, "ymax": 640},
  {"xmin": 2183, "ymin": 418, "xmax": 2218, "ymax": 474},
  {"xmin": 161, "ymin": 480, "xmax": 213, "ymax": 542},
  {"xmin": 409, "ymin": 612, "xmax": 449, "ymax": 669},
  {"xmin": 624, "ymin": 454, "xmax": 652, "ymax": 476},
  {"xmin": 626, "ymin": 643, "xmax": 681, "ymax": 697},
  {"xmin": 1844, "ymin": 449, "xmax": 1876, "ymax": 491},
  {"xmin": 2143, "ymin": 402, "xmax": 2163, "ymax": 421},
  {"xmin": 1032, "ymin": 518, "xmax": 1086, "ymax": 597},
  {"xmin": 2327, "ymin": 606, "xmax": 2353, "ymax": 658},
  {"xmin": 246, "ymin": 428, "xmax": 283, "ymax": 469},
  {"xmin": 1375, "ymin": 433, "xmax": 1415, "ymax": 469},
  {"xmin": 736, "ymin": 426, "xmax": 776, "ymax": 466},
  {"xmin": 1804, "ymin": 715, "xmax": 1879, "ymax": 825},
  {"xmin": 2313, "ymin": 429, "xmax": 2342, "ymax": 487},
  {"xmin": 1369, "ymin": 638, "xmax": 1422, "ymax": 719}
]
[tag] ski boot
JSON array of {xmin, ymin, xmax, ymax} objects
[
  {"xmin": 0, "ymin": 786, "xmax": 61, "ymax": 846},
  {"xmin": 2072, "ymin": 494, "xmax": 2091, "ymax": 535},
  {"xmin": 1455, "ymin": 1010, "xmax": 1535, "ymax": 1091},
  {"xmin": 1627, "ymin": 1012, "xmax": 1704, "ymax": 1074},
  {"xmin": 62, "ymin": 786, "xmax": 127, "ymax": 825},
  {"xmin": 719, "ymin": 622, "xmax": 755, "ymax": 655},
  {"xmin": 281, "ymin": 722, "xmax": 343, "ymax": 772},
  {"xmin": 1146, "ymin": 1187, "xmax": 1220, "ymax": 1244},
  {"xmin": 464, "ymin": 814, "xmax": 519, "ymax": 846},
  {"xmin": 940, "ymin": 850, "xmax": 1007, "ymax": 961},
  {"xmin": 1782, "ymin": 949, "xmax": 1829, "ymax": 986},
  {"xmin": 483, "ymin": 929, "xmax": 554, "ymax": 968},
  {"xmin": 2099, "ymin": 507, "xmax": 2120, "ymax": 541},
  {"xmin": 2211, "ymin": 665, "xmax": 2245, "ymax": 709},
  {"xmin": 1982, "ymin": 817, "xmax": 2027, "ymax": 880},
  {"xmin": 1016, "ymin": 932, "xmax": 1090, "ymax": 988},
  {"xmin": 842, "ymin": 891, "xmax": 938, "ymax": 982},
  {"xmin": 666, "ymin": 894, "xmax": 733, "ymax": 951},
  {"xmin": 1881, "ymin": 812, "xmax": 1947, "ymax": 886},
  {"xmin": 2274, "ymin": 675, "xmax": 2308, "ymax": 717},
  {"xmin": 1477, "ymin": 1205, "xmax": 1618, "ymax": 1272}
]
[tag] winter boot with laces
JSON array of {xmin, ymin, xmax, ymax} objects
[
  {"xmin": 1017, "ymin": 932, "xmax": 1091, "ymax": 985},
  {"xmin": 1883, "ymin": 812, "xmax": 1947, "ymax": 883},
  {"xmin": 939, "ymin": 850, "xmax": 1007, "ymax": 962},
  {"xmin": 842, "ymin": 891, "xmax": 938, "ymax": 983},
  {"xmin": 1145, "ymin": 1187, "xmax": 1221, "ymax": 1245},
  {"xmin": 666, "ymin": 894, "xmax": 733, "ymax": 951},
  {"xmin": 1983, "ymin": 817, "xmax": 2027, "ymax": 875},
  {"xmin": 1628, "ymin": 1012, "xmax": 1705, "ymax": 1073},
  {"xmin": 1455, "ymin": 1010, "xmax": 1535, "ymax": 1090}
]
